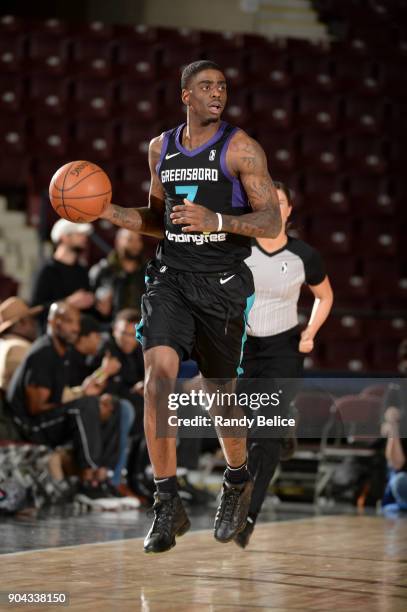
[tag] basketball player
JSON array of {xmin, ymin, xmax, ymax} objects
[
  {"xmin": 235, "ymin": 182, "xmax": 333, "ymax": 548},
  {"xmin": 97, "ymin": 61, "xmax": 282, "ymax": 553}
]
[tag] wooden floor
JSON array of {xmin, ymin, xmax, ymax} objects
[{"xmin": 2, "ymin": 515, "xmax": 407, "ymax": 611}]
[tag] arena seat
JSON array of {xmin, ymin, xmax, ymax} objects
[
  {"xmin": 324, "ymin": 254, "xmax": 368, "ymax": 300},
  {"xmin": 343, "ymin": 134, "xmax": 387, "ymax": 174},
  {"xmin": 0, "ymin": 155, "xmax": 30, "ymax": 187},
  {"xmin": 303, "ymin": 173, "xmax": 349, "ymax": 213},
  {"xmin": 359, "ymin": 218, "xmax": 398, "ymax": 257},
  {"xmin": 71, "ymin": 37, "xmax": 115, "ymax": 78},
  {"xmin": 72, "ymin": 78, "xmax": 116, "ymax": 118},
  {"xmin": 324, "ymin": 339, "xmax": 369, "ymax": 372},
  {"xmin": 26, "ymin": 32, "xmax": 70, "ymax": 75},
  {"xmin": 260, "ymin": 131, "xmax": 297, "ymax": 173},
  {"xmin": 115, "ymin": 40, "xmax": 158, "ymax": 81},
  {"xmin": 75, "ymin": 20, "xmax": 115, "ymax": 40},
  {"xmin": 0, "ymin": 117, "xmax": 27, "ymax": 155},
  {"xmin": 248, "ymin": 52, "xmax": 291, "ymax": 90},
  {"xmin": 252, "ymin": 90, "xmax": 294, "ymax": 126},
  {"xmin": 0, "ymin": 14, "xmax": 24, "ymax": 35},
  {"xmin": 348, "ymin": 175, "xmax": 397, "ymax": 215},
  {"xmin": 333, "ymin": 394, "xmax": 382, "ymax": 443},
  {"xmin": 27, "ymin": 74, "xmax": 71, "ymax": 116},
  {"xmin": 116, "ymin": 119, "xmax": 160, "ymax": 157},
  {"xmin": 71, "ymin": 119, "xmax": 116, "ymax": 161},
  {"xmin": 0, "ymin": 33, "xmax": 25, "ymax": 73},
  {"xmin": 29, "ymin": 118, "xmax": 71, "ymax": 158},
  {"xmin": 300, "ymin": 130, "xmax": 342, "ymax": 173},
  {"xmin": 113, "ymin": 23, "xmax": 158, "ymax": 45},
  {"xmin": 342, "ymin": 96, "xmax": 386, "ymax": 135},
  {"xmin": 0, "ymin": 74, "xmax": 23, "ymax": 114},
  {"xmin": 319, "ymin": 314, "xmax": 363, "ymax": 340},
  {"xmin": 117, "ymin": 82, "xmax": 160, "ymax": 122},
  {"xmin": 296, "ymin": 91, "xmax": 340, "ymax": 131}
]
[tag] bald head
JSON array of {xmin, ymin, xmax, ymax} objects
[{"xmin": 48, "ymin": 301, "xmax": 80, "ymax": 346}]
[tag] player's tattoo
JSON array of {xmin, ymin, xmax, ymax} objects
[
  {"xmin": 109, "ymin": 205, "xmax": 142, "ymax": 232},
  {"xmin": 241, "ymin": 156, "xmax": 256, "ymax": 169},
  {"xmin": 104, "ymin": 204, "xmax": 164, "ymax": 238},
  {"xmin": 223, "ymin": 133, "xmax": 282, "ymax": 238}
]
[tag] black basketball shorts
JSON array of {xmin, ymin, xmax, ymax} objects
[{"xmin": 136, "ymin": 260, "xmax": 255, "ymax": 379}]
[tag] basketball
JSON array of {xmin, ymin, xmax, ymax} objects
[{"xmin": 49, "ymin": 160, "xmax": 112, "ymax": 223}]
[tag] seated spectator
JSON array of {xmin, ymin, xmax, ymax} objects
[
  {"xmin": 89, "ymin": 229, "xmax": 145, "ymax": 317},
  {"xmin": 72, "ymin": 315, "xmax": 139, "ymax": 501},
  {"xmin": 6, "ymin": 301, "xmax": 121, "ymax": 510},
  {"xmin": 0, "ymin": 297, "xmax": 42, "ymax": 393},
  {"xmin": 31, "ymin": 220, "xmax": 95, "ymax": 328},
  {"xmin": 382, "ymin": 381, "xmax": 407, "ymax": 514},
  {"xmin": 96, "ymin": 308, "xmax": 144, "ymax": 410}
]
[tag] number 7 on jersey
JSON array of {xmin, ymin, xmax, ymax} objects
[{"xmin": 175, "ymin": 185, "xmax": 198, "ymax": 202}]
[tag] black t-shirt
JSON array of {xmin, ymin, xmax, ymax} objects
[
  {"xmin": 92, "ymin": 335, "xmax": 144, "ymax": 400},
  {"xmin": 7, "ymin": 335, "xmax": 72, "ymax": 421},
  {"xmin": 31, "ymin": 258, "xmax": 90, "ymax": 323},
  {"xmin": 68, "ymin": 348, "xmax": 94, "ymax": 387}
]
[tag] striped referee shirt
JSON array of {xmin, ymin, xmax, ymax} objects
[{"xmin": 245, "ymin": 237, "xmax": 326, "ymax": 337}]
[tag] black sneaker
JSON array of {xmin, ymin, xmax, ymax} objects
[
  {"xmin": 144, "ymin": 492, "xmax": 191, "ymax": 554},
  {"xmin": 214, "ymin": 478, "xmax": 253, "ymax": 543},
  {"xmin": 177, "ymin": 475, "xmax": 215, "ymax": 507},
  {"xmin": 234, "ymin": 516, "xmax": 255, "ymax": 549}
]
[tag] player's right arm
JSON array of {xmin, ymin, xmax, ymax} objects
[{"xmin": 100, "ymin": 135, "xmax": 165, "ymax": 238}]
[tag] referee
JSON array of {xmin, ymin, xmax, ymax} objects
[{"xmin": 235, "ymin": 181, "xmax": 333, "ymax": 548}]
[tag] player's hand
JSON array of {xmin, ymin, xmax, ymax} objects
[
  {"xmin": 67, "ymin": 289, "xmax": 95, "ymax": 310},
  {"xmin": 299, "ymin": 329, "xmax": 314, "ymax": 353},
  {"xmin": 170, "ymin": 199, "xmax": 219, "ymax": 233}
]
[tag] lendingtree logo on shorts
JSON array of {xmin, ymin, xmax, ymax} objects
[{"xmin": 165, "ymin": 230, "xmax": 227, "ymax": 245}]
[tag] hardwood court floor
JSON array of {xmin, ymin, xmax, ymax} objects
[{"xmin": 2, "ymin": 515, "xmax": 407, "ymax": 612}]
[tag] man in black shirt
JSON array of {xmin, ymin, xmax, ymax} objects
[
  {"xmin": 7, "ymin": 302, "xmax": 121, "ymax": 509},
  {"xmin": 31, "ymin": 219, "xmax": 95, "ymax": 328},
  {"xmin": 89, "ymin": 229, "xmax": 146, "ymax": 318}
]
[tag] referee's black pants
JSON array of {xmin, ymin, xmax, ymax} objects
[
  {"xmin": 14, "ymin": 397, "xmax": 120, "ymax": 471},
  {"xmin": 239, "ymin": 326, "xmax": 304, "ymax": 519}
]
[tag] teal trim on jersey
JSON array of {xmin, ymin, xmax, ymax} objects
[
  {"xmin": 136, "ymin": 318, "xmax": 144, "ymax": 342},
  {"xmin": 175, "ymin": 185, "xmax": 198, "ymax": 201},
  {"xmin": 237, "ymin": 293, "xmax": 255, "ymax": 377},
  {"xmin": 136, "ymin": 274, "xmax": 150, "ymax": 341}
]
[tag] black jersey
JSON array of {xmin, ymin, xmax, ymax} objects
[{"xmin": 155, "ymin": 121, "xmax": 252, "ymax": 273}]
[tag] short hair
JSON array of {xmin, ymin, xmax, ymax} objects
[
  {"xmin": 274, "ymin": 181, "xmax": 295, "ymax": 207},
  {"xmin": 79, "ymin": 315, "xmax": 101, "ymax": 337},
  {"xmin": 181, "ymin": 60, "xmax": 223, "ymax": 89},
  {"xmin": 114, "ymin": 308, "xmax": 141, "ymax": 326}
]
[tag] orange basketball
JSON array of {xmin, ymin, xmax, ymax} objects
[{"xmin": 49, "ymin": 160, "xmax": 112, "ymax": 223}]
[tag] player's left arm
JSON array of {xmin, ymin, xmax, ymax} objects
[{"xmin": 170, "ymin": 131, "xmax": 282, "ymax": 237}]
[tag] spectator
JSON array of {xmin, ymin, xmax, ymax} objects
[
  {"xmin": 96, "ymin": 309, "xmax": 144, "ymax": 406},
  {"xmin": 89, "ymin": 229, "xmax": 145, "ymax": 317},
  {"xmin": 72, "ymin": 314, "xmax": 139, "ymax": 502},
  {"xmin": 0, "ymin": 297, "xmax": 42, "ymax": 393},
  {"xmin": 7, "ymin": 301, "xmax": 121, "ymax": 510},
  {"xmin": 382, "ymin": 381, "xmax": 407, "ymax": 514},
  {"xmin": 31, "ymin": 219, "xmax": 94, "ymax": 328}
]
